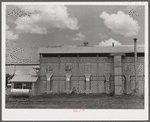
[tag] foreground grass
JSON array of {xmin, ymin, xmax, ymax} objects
[{"xmin": 6, "ymin": 93, "xmax": 144, "ymax": 109}]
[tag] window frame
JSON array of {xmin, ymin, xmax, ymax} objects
[{"xmin": 13, "ymin": 82, "xmax": 32, "ymax": 89}]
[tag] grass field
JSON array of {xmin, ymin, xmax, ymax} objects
[{"xmin": 6, "ymin": 93, "xmax": 144, "ymax": 109}]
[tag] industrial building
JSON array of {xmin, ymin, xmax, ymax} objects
[
  {"xmin": 9, "ymin": 42, "xmax": 145, "ymax": 96},
  {"xmin": 34, "ymin": 43, "xmax": 144, "ymax": 96}
]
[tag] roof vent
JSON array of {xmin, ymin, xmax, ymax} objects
[{"xmin": 84, "ymin": 42, "xmax": 88, "ymax": 46}]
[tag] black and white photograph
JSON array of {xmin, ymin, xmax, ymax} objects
[{"xmin": 2, "ymin": 1, "xmax": 148, "ymax": 121}]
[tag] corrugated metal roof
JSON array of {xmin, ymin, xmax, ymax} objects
[
  {"xmin": 11, "ymin": 75, "xmax": 38, "ymax": 82},
  {"xmin": 37, "ymin": 45, "xmax": 144, "ymax": 54},
  {"xmin": 6, "ymin": 65, "xmax": 39, "ymax": 76}
]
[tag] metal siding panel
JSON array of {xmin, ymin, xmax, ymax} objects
[
  {"xmin": 91, "ymin": 81, "xmax": 97, "ymax": 93},
  {"xmin": 40, "ymin": 81, "xmax": 47, "ymax": 94},
  {"xmin": 71, "ymin": 63, "xmax": 77, "ymax": 75},
  {"xmin": 98, "ymin": 81, "xmax": 105, "ymax": 93},
  {"xmin": 40, "ymin": 63, "xmax": 46, "ymax": 75},
  {"xmin": 131, "ymin": 80, "xmax": 136, "ymax": 91},
  {"xmin": 138, "ymin": 63, "xmax": 144, "ymax": 76},
  {"xmin": 59, "ymin": 81, "xmax": 66, "ymax": 93},
  {"xmin": 99, "ymin": 63, "xmax": 105, "ymax": 76},
  {"xmin": 138, "ymin": 57, "xmax": 144, "ymax": 63},
  {"xmin": 91, "ymin": 63, "xmax": 97, "ymax": 75},
  {"xmin": 71, "ymin": 81, "xmax": 78, "ymax": 93},
  {"xmin": 53, "ymin": 63, "xmax": 59, "ymax": 75},
  {"xmin": 78, "ymin": 81, "xmax": 85, "ymax": 93},
  {"xmin": 60, "ymin": 63, "xmax": 65, "ymax": 75},
  {"xmin": 52, "ymin": 81, "xmax": 58, "ymax": 94},
  {"xmin": 79, "ymin": 63, "xmax": 84, "ymax": 75},
  {"xmin": 138, "ymin": 81, "xmax": 144, "ymax": 95}
]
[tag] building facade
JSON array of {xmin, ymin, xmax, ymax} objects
[{"xmin": 35, "ymin": 45, "xmax": 145, "ymax": 96}]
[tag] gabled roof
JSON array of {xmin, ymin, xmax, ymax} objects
[
  {"xmin": 6, "ymin": 65, "xmax": 39, "ymax": 76},
  {"xmin": 10, "ymin": 75, "xmax": 38, "ymax": 82},
  {"xmin": 37, "ymin": 45, "xmax": 144, "ymax": 54}
]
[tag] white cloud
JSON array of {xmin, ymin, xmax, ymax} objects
[
  {"xmin": 100, "ymin": 11, "xmax": 140, "ymax": 37},
  {"xmin": 14, "ymin": 5, "xmax": 79, "ymax": 34},
  {"xmin": 7, "ymin": 30, "xmax": 19, "ymax": 40},
  {"xmin": 6, "ymin": 25, "xmax": 19, "ymax": 40},
  {"xmin": 99, "ymin": 38, "xmax": 121, "ymax": 46},
  {"xmin": 72, "ymin": 32, "xmax": 85, "ymax": 41}
]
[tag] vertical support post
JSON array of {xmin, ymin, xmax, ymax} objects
[
  {"xmin": 114, "ymin": 55, "xmax": 123, "ymax": 95},
  {"xmin": 123, "ymin": 65, "xmax": 131, "ymax": 94},
  {"xmin": 39, "ymin": 54, "xmax": 42, "ymax": 76},
  {"xmin": 96, "ymin": 54, "xmax": 99, "ymax": 93},
  {"xmin": 77, "ymin": 54, "xmax": 79, "ymax": 93},
  {"xmin": 84, "ymin": 73, "xmax": 91, "ymax": 94},
  {"xmin": 104, "ymin": 61, "xmax": 111, "ymax": 94},
  {"xmin": 65, "ymin": 72, "xmax": 72, "ymax": 94},
  {"xmin": 86, "ymin": 80, "xmax": 90, "ymax": 94},
  {"xmin": 37, "ymin": 54, "xmax": 42, "ymax": 96},
  {"xmin": 39, "ymin": 54, "xmax": 42, "ymax": 93},
  {"xmin": 14, "ymin": 64, "xmax": 16, "ymax": 75},
  {"xmin": 46, "ymin": 73, "xmax": 53, "ymax": 94},
  {"xmin": 31, "ymin": 83, "xmax": 35, "ymax": 96},
  {"xmin": 134, "ymin": 38, "xmax": 138, "ymax": 92},
  {"xmin": 58, "ymin": 55, "xmax": 60, "ymax": 94}
]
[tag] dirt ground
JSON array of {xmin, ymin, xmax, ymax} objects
[{"xmin": 6, "ymin": 92, "xmax": 144, "ymax": 109}]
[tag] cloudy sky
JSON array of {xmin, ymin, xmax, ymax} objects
[{"xmin": 5, "ymin": 4, "xmax": 145, "ymax": 63}]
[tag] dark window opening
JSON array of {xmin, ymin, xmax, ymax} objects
[
  {"xmin": 14, "ymin": 82, "xmax": 32, "ymax": 89},
  {"xmin": 125, "ymin": 53, "xmax": 144, "ymax": 57},
  {"xmin": 14, "ymin": 83, "xmax": 22, "ymax": 89},
  {"xmin": 41, "ymin": 53, "xmax": 110, "ymax": 57},
  {"xmin": 23, "ymin": 83, "xmax": 32, "ymax": 89}
]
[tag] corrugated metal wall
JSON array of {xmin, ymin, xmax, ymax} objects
[
  {"xmin": 122, "ymin": 57, "xmax": 144, "ymax": 95},
  {"xmin": 39, "ymin": 56, "xmax": 114, "ymax": 95}
]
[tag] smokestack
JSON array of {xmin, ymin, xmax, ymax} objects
[
  {"xmin": 133, "ymin": 38, "xmax": 138, "ymax": 92},
  {"xmin": 112, "ymin": 42, "xmax": 114, "ymax": 47},
  {"xmin": 83, "ymin": 42, "xmax": 88, "ymax": 46}
]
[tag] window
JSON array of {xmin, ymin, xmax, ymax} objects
[
  {"xmin": 14, "ymin": 83, "xmax": 22, "ymax": 89},
  {"xmin": 23, "ymin": 83, "xmax": 32, "ymax": 89},
  {"xmin": 14, "ymin": 82, "xmax": 32, "ymax": 89}
]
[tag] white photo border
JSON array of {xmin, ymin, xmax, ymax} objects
[{"xmin": 2, "ymin": 1, "xmax": 149, "ymax": 121}]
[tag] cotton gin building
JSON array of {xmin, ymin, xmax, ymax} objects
[{"xmin": 36, "ymin": 43, "xmax": 145, "ymax": 96}]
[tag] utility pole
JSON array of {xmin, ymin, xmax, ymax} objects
[{"xmin": 133, "ymin": 38, "xmax": 138, "ymax": 92}]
